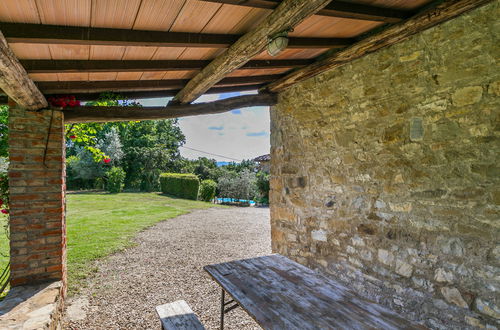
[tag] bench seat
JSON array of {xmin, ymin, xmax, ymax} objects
[{"xmin": 155, "ymin": 300, "xmax": 205, "ymax": 330}]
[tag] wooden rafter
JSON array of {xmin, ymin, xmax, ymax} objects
[
  {"xmin": 36, "ymin": 75, "xmax": 282, "ymax": 93},
  {"xmin": 63, "ymin": 94, "xmax": 277, "ymax": 123},
  {"xmin": 200, "ymin": 0, "xmax": 411, "ymax": 23},
  {"xmin": 22, "ymin": 59, "xmax": 313, "ymax": 73},
  {"xmin": 44, "ymin": 84, "xmax": 266, "ymax": 102},
  {"xmin": 265, "ymin": 0, "xmax": 494, "ymax": 93},
  {"xmin": 174, "ymin": 0, "xmax": 333, "ymax": 104},
  {"xmin": 0, "ymin": 31, "xmax": 47, "ymax": 110},
  {"xmin": 0, "ymin": 22, "xmax": 352, "ymax": 49}
]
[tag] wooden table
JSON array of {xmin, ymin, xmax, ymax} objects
[{"xmin": 204, "ymin": 254, "xmax": 425, "ymax": 330}]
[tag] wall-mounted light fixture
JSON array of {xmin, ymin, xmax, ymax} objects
[{"xmin": 267, "ymin": 30, "xmax": 291, "ymax": 57}]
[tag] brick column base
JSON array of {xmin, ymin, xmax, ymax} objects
[{"xmin": 8, "ymin": 107, "xmax": 66, "ymax": 287}]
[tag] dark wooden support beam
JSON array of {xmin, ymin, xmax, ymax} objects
[
  {"xmin": 22, "ymin": 59, "xmax": 313, "ymax": 73},
  {"xmin": 199, "ymin": 0, "xmax": 411, "ymax": 23},
  {"xmin": 0, "ymin": 22, "xmax": 352, "ymax": 49},
  {"xmin": 45, "ymin": 84, "xmax": 265, "ymax": 102},
  {"xmin": 63, "ymin": 93, "xmax": 277, "ymax": 123},
  {"xmin": 0, "ymin": 31, "xmax": 47, "ymax": 110},
  {"xmin": 266, "ymin": 0, "xmax": 493, "ymax": 92},
  {"xmin": 36, "ymin": 75, "xmax": 282, "ymax": 93},
  {"xmin": 174, "ymin": 0, "xmax": 333, "ymax": 104}
]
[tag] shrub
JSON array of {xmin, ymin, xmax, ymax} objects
[
  {"xmin": 106, "ymin": 167, "xmax": 126, "ymax": 193},
  {"xmin": 217, "ymin": 169, "xmax": 257, "ymax": 202},
  {"xmin": 199, "ymin": 179, "xmax": 217, "ymax": 202},
  {"xmin": 256, "ymin": 171, "xmax": 270, "ymax": 205},
  {"xmin": 160, "ymin": 173, "xmax": 199, "ymax": 200}
]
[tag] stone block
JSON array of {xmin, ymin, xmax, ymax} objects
[
  {"xmin": 475, "ymin": 298, "xmax": 500, "ymax": 320},
  {"xmin": 434, "ymin": 268, "xmax": 454, "ymax": 283},
  {"xmin": 395, "ymin": 259, "xmax": 413, "ymax": 278},
  {"xmin": 451, "ymin": 86, "xmax": 483, "ymax": 107},
  {"xmin": 311, "ymin": 229, "xmax": 327, "ymax": 242},
  {"xmin": 378, "ymin": 249, "xmax": 394, "ymax": 266},
  {"xmin": 440, "ymin": 287, "xmax": 468, "ymax": 308}
]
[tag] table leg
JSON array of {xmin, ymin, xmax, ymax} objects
[{"xmin": 220, "ymin": 288, "xmax": 225, "ymax": 330}]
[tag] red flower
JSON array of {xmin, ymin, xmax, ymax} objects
[
  {"xmin": 69, "ymin": 135, "xmax": 77, "ymax": 140},
  {"xmin": 1, "ymin": 209, "xmax": 8, "ymax": 214},
  {"xmin": 103, "ymin": 157, "xmax": 111, "ymax": 164}
]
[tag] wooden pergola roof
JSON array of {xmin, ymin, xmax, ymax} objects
[{"xmin": 0, "ymin": 0, "xmax": 491, "ymax": 120}]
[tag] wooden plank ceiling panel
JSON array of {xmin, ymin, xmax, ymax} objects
[
  {"xmin": 49, "ymin": 44, "xmax": 89, "ymax": 59},
  {"xmin": 91, "ymin": 0, "xmax": 142, "ymax": 28},
  {"xmin": 201, "ymin": 4, "xmax": 262, "ymax": 34},
  {"xmin": 0, "ymin": 0, "xmax": 41, "ymax": 23},
  {"xmin": 133, "ymin": 0, "xmax": 186, "ymax": 31},
  {"xmin": 121, "ymin": 46, "xmax": 157, "ymax": 60},
  {"xmin": 9, "ymin": 43, "xmax": 52, "ymax": 59},
  {"xmin": 36, "ymin": 0, "xmax": 91, "ymax": 26},
  {"xmin": 29, "ymin": 73, "xmax": 59, "ymax": 81},
  {"xmin": 89, "ymin": 72, "xmax": 118, "ymax": 81},
  {"xmin": 152, "ymin": 47, "xmax": 190, "ymax": 60},
  {"xmin": 57, "ymin": 72, "xmax": 90, "ymax": 81},
  {"xmin": 291, "ymin": 16, "xmax": 382, "ymax": 38},
  {"xmin": 116, "ymin": 72, "xmax": 143, "ymax": 80},
  {"xmin": 178, "ymin": 48, "xmax": 223, "ymax": 60},
  {"xmin": 169, "ymin": 0, "xmax": 221, "ymax": 33},
  {"xmin": 140, "ymin": 71, "xmax": 167, "ymax": 80},
  {"xmin": 89, "ymin": 45, "xmax": 127, "ymax": 60}
]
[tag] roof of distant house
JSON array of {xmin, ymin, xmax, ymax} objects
[{"xmin": 254, "ymin": 154, "xmax": 271, "ymax": 162}]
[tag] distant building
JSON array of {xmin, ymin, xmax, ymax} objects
[{"xmin": 253, "ymin": 154, "xmax": 270, "ymax": 173}]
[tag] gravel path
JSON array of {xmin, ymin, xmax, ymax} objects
[{"xmin": 64, "ymin": 206, "xmax": 271, "ymax": 330}]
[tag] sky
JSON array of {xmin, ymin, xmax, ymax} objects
[{"xmin": 138, "ymin": 90, "xmax": 270, "ymax": 162}]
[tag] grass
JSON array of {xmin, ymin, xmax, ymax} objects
[
  {"xmin": 0, "ymin": 192, "xmax": 220, "ymax": 295},
  {"xmin": 0, "ymin": 214, "xmax": 8, "ymax": 298}
]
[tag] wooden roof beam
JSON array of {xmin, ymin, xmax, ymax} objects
[
  {"xmin": 63, "ymin": 93, "xmax": 277, "ymax": 123},
  {"xmin": 265, "ymin": 0, "xmax": 494, "ymax": 93},
  {"xmin": 42, "ymin": 84, "xmax": 266, "ymax": 102},
  {"xmin": 0, "ymin": 22, "xmax": 352, "ymax": 49},
  {"xmin": 199, "ymin": 0, "xmax": 411, "ymax": 23},
  {"xmin": 0, "ymin": 31, "xmax": 46, "ymax": 110},
  {"xmin": 36, "ymin": 75, "xmax": 282, "ymax": 94},
  {"xmin": 22, "ymin": 59, "xmax": 313, "ymax": 73},
  {"xmin": 173, "ymin": 0, "xmax": 333, "ymax": 104}
]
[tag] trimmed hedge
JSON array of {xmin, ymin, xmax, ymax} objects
[
  {"xmin": 160, "ymin": 173, "xmax": 200, "ymax": 200},
  {"xmin": 199, "ymin": 179, "xmax": 217, "ymax": 202}
]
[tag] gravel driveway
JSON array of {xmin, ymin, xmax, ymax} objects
[{"xmin": 64, "ymin": 206, "xmax": 271, "ymax": 330}]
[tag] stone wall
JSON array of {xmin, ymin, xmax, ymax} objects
[
  {"xmin": 270, "ymin": 2, "xmax": 499, "ymax": 329},
  {"xmin": 8, "ymin": 107, "xmax": 67, "ymax": 287}
]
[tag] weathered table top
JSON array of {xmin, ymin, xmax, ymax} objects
[{"xmin": 204, "ymin": 254, "xmax": 425, "ymax": 330}]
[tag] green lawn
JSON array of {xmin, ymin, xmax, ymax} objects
[{"xmin": 0, "ymin": 192, "xmax": 219, "ymax": 295}]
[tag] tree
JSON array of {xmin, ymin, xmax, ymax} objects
[{"xmin": 217, "ymin": 169, "xmax": 257, "ymax": 202}]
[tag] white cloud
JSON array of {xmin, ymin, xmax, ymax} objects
[{"xmin": 135, "ymin": 93, "xmax": 270, "ymax": 161}]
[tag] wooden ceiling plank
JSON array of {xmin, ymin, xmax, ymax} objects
[
  {"xmin": 173, "ymin": 0, "xmax": 334, "ymax": 104},
  {"xmin": 0, "ymin": 22, "xmax": 352, "ymax": 49},
  {"xmin": 63, "ymin": 93, "xmax": 278, "ymax": 123},
  {"xmin": 198, "ymin": 0, "xmax": 411, "ymax": 22},
  {"xmin": 36, "ymin": 74, "xmax": 283, "ymax": 93},
  {"xmin": 266, "ymin": 0, "xmax": 494, "ymax": 93},
  {"xmin": 0, "ymin": 30, "xmax": 47, "ymax": 109},
  {"xmin": 22, "ymin": 59, "xmax": 313, "ymax": 73}
]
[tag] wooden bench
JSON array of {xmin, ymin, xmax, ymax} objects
[{"xmin": 155, "ymin": 300, "xmax": 205, "ymax": 330}]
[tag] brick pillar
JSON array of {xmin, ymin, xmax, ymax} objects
[{"xmin": 8, "ymin": 107, "xmax": 66, "ymax": 287}]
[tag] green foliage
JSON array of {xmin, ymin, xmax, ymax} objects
[
  {"xmin": 0, "ymin": 106, "xmax": 8, "ymax": 158},
  {"xmin": 256, "ymin": 171, "xmax": 270, "ymax": 204},
  {"xmin": 160, "ymin": 173, "xmax": 199, "ymax": 200},
  {"xmin": 217, "ymin": 169, "xmax": 257, "ymax": 202},
  {"xmin": 65, "ymin": 93, "xmax": 185, "ymax": 191},
  {"xmin": 199, "ymin": 179, "xmax": 217, "ymax": 202},
  {"xmin": 106, "ymin": 167, "xmax": 126, "ymax": 193}
]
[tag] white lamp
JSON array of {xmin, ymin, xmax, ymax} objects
[{"xmin": 267, "ymin": 31, "xmax": 289, "ymax": 57}]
